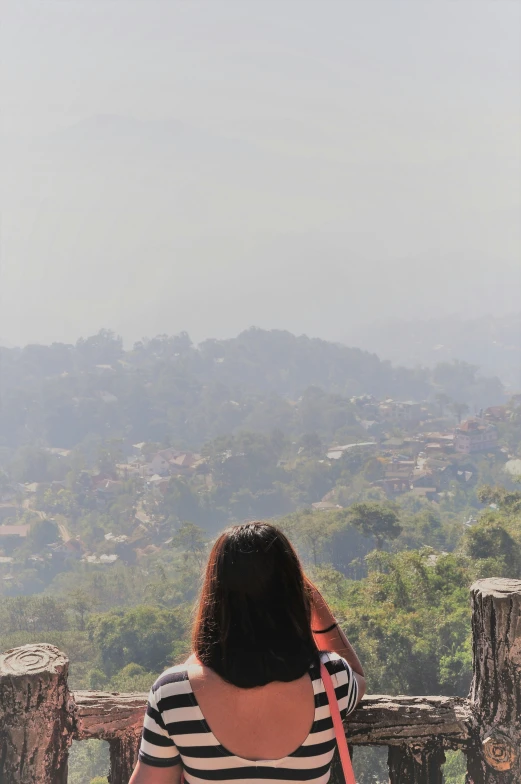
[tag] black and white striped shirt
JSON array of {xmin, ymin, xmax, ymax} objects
[{"xmin": 139, "ymin": 651, "xmax": 359, "ymax": 783}]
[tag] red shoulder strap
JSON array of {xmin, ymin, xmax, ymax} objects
[{"xmin": 320, "ymin": 661, "xmax": 357, "ymax": 784}]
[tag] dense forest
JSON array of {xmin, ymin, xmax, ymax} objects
[
  {"xmin": 0, "ymin": 328, "xmax": 520, "ymax": 784},
  {"xmin": 0, "ymin": 328, "xmax": 505, "ymax": 449}
]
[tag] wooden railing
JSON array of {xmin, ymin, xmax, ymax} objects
[{"xmin": 0, "ymin": 578, "xmax": 520, "ymax": 783}]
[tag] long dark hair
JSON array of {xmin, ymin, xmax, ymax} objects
[{"xmin": 192, "ymin": 522, "xmax": 318, "ymax": 688}]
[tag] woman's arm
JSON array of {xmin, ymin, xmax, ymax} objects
[
  {"xmin": 129, "ymin": 760, "xmax": 183, "ymax": 784},
  {"xmin": 306, "ymin": 578, "xmax": 366, "ymax": 700}
]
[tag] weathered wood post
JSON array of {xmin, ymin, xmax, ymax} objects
[
  {"xmin": 0, "ymin": 643, "xmax": 72, "ymax": 784},
  {"xmin": 108, "ymin": 727, "xmax": 143, "ymax": 783},
  {"xmin": 387, "ymin": 743, "xmax": 445, "ymax": 783},
  {"xmin": 466, "ymin": 578, "xmax": 521, "ymax": 783}
]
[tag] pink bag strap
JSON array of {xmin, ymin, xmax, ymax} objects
[{"xmin": 320, "ymin": 661, "xmax": 356, "ymax": 784}]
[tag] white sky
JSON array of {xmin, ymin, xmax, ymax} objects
[{"xmin": 1, "ymin": 0, "xmax": 520, "ymax": 347}]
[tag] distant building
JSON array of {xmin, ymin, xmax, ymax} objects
[
  {"xmin": 42, "ymin": 447, "xmax": 72, "ymax": 458},
  {"xmin": 326, "ymin": 442, "xmax": 377, "ymax": 460},
  {"xmin": 0, "ymin": 524, "xmax": 29, "ymax": 540},
  {"xmin": 454, "ymin": 419, "xmax": 498, "ymax": 454},
  {"xmin": 95, "ymin": 479, "xmax": 123, "ymax": 497},
  {"xmin": 0, "ymin": 525, "xmax": 30, "ymax": 551},
  {"xmin": 409, "ymin": 487, "xmax": 438, "ymax": 501},
  {"xmin": 378, "ymin": 400, "xmax": 423, "ymax": 424},
  {"xmin": 372, "ymin": 478, "xmax": 410, "ymax": 495},
  {"xmin": 384, "ymin": 460, "xmax": 415, "ymax": 481},
  {"xmin": 483, "ymin": 406, "xmax": 507, "ymax": 422},
  {"xmin": 148, "ymin": 449, "xmax": 201, "ymax": 477},
  {"xmin": 48, "ymin": 539, "xmax": 83, "ymax": 560}
]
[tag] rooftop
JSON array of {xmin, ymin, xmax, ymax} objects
[{"xmin": 0, "ymin": 524, "xmax": 30, "ymax": 537}]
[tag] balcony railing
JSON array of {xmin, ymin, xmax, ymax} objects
[{"xmin": 0, "ymin": 578, "xmax": 520, "ymax": 783}]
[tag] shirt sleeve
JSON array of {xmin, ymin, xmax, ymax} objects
[
  {"xmin": 138, "ymin": 686, "xmax": 181, "ymax": 768},
  {"xmin": 323, "ymin": 652, "xmax": 359, "ymax": 719}
]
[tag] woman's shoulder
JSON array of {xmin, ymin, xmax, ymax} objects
[
  {"xmin": 318, "ymin": 650, "xmax": 350, "ymax": 668},
  {"xmin": 150, "ymin": 662, "xmax": 190, "ymax": 697},
  {"xmin": 318, "ymin": 651, "xmax": 360, "ymax": 717},
  {"xmin": 318, "ymin": 651, "xmax": 355, "ymax": 682}
]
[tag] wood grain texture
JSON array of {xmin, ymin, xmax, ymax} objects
[
  {"xmin": 466, "ymin": 578, "xmax": 521, "ymax": 784},
  {"xmin": 0, "ymin": 644, "xmax": 72, "ymax": 784}
]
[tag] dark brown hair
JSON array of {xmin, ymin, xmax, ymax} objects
[{"xmin": 192, "ymin": 522, "xmax": 318, "ymax": 688}]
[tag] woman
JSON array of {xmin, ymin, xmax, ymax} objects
[{"xmin": 130, "ymin": 522, "xmax": 365, "ymax": 784}]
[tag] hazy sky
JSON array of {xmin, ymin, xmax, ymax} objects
[{"xmin": 1, "ymin": 0, "xmax": 520, "ymax": 347}]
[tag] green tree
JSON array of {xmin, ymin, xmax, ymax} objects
[
  {"xmin": 70, "ymin": 589, "xmax": 93, "ymax": 631},
  {"xmin": 27, "ymin": 517, "xmax": 59, "ymax": 549},
  {"xmin": 346, "ymin": 502, "xmax": 402, "ymax": 550},
  {"xmin": 463, "ymin": 517, "xmax": 521, "ymax": 576},
  {"xmin": 279, "ymin": 510, "xmax": 338, "ymax": 566},
  {"xmin": 477, "ymin": 485, "xmax": 521, "ymax": 513},
  {"xmin": 87, "ymin": 605, "xmax": 185, "ymax": 676},
  {"xmin": 299, "ymin": 433, "xmax": 324, "ymax": 457},
  {"xmin": 171, "ymin": 522, "xmax": 208, "ymax": 566}
]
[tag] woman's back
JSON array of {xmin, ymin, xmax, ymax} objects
[
  {"xmin": 187, "ymin": 657, "xmax": 316, "ymax": 761},
  {"xmin": 139, "ymin": 651, "xmax": 359, "ymax": 781}
]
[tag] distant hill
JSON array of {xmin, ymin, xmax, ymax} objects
[
  {"xmin": 347, "ymin": 313, "xmax": 521, "ymax": 391},
  {"xmin": 0, "ymin": 328, "xmax": 506, "ymax": 450}
]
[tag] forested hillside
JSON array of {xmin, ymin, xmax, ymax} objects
[
  {"xmin": 0, "ymin": 327, "xmax": 505, "ymax": 450},
  {"xmin": 0, "ymin": 328, "xmax": 519, "ymax": 784}
]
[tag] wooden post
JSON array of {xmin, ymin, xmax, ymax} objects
[
  {"xmin": 0, "ymin": 643, "xmax": 72, "ymax": 784},
  {"xmin": 466, "ymin": 578, "xmax": 521, "ymax": 783},
  {"xmin": 108, "ymin": 726, "xmax": 142, "ymax": 784},
  {"xmin": 387, "ymin": 743, "xmax": 445, "ymax": 783}
]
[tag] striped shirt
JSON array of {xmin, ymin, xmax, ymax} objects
[{"xmin": 139, "ymin": 651, "xmax": 359, "ymax": 783}]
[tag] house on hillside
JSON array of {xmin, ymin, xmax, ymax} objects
[
  {"xmin": 168, "ymin": 452, "xmax": 202, "ymax": 476},
  {"xmin": 409, "ymin": 487, "xmax": 438, "ymax": 501},
  {"xmin": 148, "ymin": 451, "xmax": 170, "ymax": 476},
  {"xmin": 149, "ymin": 449, "xmax": 183, "ymax": 476},
  {"xmin": 410, "ymin": 469, "xmax": 437, "ymax": 490},
  {"xmin": 422, "ymin": 433, "xmax": 454, "ymax": 455},
  {"xmin": 23, "ymin": 483, "xmax": 42, "ymax": 494},
  {"xmin": 94, "ymin": 479, "xmax": 124, "ymax": 503},
  {"xmin": 48, "ymin": 539, "xmax": 83, "ymax": 561},
  {"xmin": 0, "ymin": 524, "xmax": 30, "ymax": 552},
  {"xmin": 146, "ymin": 474, "xmax": 170, "ymax": 495},
  {"xmin": 455, "ymin": 419, "xmax": 498, "ymax": 454},
  {"xmin": 483, "ymin": 406, "xmax": 507, "ymax": 422},
  {"xmin": 148, "ymin": 449, "xmax": 201, "ymax": 477},
  {"xmin": 115, "ymin": 463, "xmax": 142, "ymax": 479},
  {"xmin": 42, "ymin": 447, "xmax": 72, "ymax": 458},
  {"xmin": 326, "ymin": 442, "xmax": 377, "ymax": 460},
  {"xmin": 350, "ymin": 395, "xmax": 379, "ymax": 418},
  {"xmin": 372, "ymin": 478, "xmax": 410, "ymax": 496},
  {"xmin": 131, "ymin": 443, "xmax": 148, "ymax": 457},
  {"xmin": 378, "ymin": 400, "xmax": 423, "ymax": 425}
]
